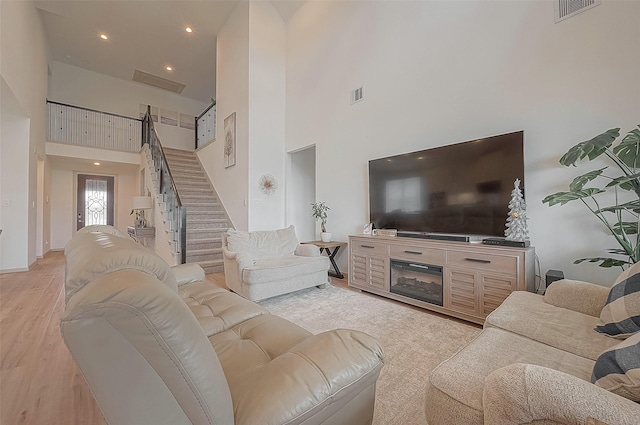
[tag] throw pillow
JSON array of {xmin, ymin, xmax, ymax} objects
[
  {"xmin": 595, "ymin": 271, "xmax": 640, "ymax": 338},
  {"xmin": 591, "ymin": 331, "xmax": 640, "ymax": 402}
]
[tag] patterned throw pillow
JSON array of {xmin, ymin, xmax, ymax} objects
[
  {"xmin": 595, "ymin": 272, "xmax": 640, "ymax": 338},
  {"xmin": 592, "ymin": 331, "xmax": 640, "ymax": 402}
]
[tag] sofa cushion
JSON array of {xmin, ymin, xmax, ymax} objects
[
  {"xmin": 242, "ymin": 255, "xmax": 329, "ymax": 284},
  {"xmin": 485, "ymin": 291, "xmax": 619, "ymax": 360},
  {"xmin": 64, "ymin": 231, "xmax": 178, "ymax": 303},
  {"xmin": 226, "ymin": 225, "xmax": 299, "ymax": 260},
  {"xmin": 179, "ymin": 282, "xmax": 268, "ymax": 336},
  {"xmin": 210, "ymin": 315, "xmax": 384, "ymax": 425},
  {"xmin": 592, "ymin": 331, "xmax": 640, "ymax": 402},
  {"xmin": 425, "ymin": 328, "xmax": 595, "ymax": 425},
  {"xmin": 596, "ymin": 272, "xmax": 640, "ymax": 338}
]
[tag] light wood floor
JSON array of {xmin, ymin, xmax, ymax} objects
[
  {"xmin": 0, "ymin": 251, "xmax": 105, "ymax": 425},
  {"xmin": 0, "ymin": 252, "xmax": 473, "ymax": 425},
  {"xmin": 0, "ymin": 252, "xmax": 350, "ymax": 425}
]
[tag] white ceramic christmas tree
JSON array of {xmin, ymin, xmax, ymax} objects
[{"xmin": 505, "ymin": 179, "xmax": 529, "ymax": 242}]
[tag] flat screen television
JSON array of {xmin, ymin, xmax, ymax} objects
[{"xmin": 369, "ymin": 131, "xmax": 524, "ymax": 238}]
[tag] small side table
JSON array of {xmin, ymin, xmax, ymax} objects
[
  {"xmin": 127, "ymin": 226, "xmax": 155, "ymax": 246},
  {"xmin": 303, "ymin": 240, "xmax": 347, "ymax": 279}
]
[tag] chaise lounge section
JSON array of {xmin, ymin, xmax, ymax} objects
[{"xmin": 61, "ymin": 226, "xmax": 384, "ymax": 425}]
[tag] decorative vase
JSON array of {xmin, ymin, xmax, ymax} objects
[{"xmin": 321, "ymin": 232, "xmax": 332, "ymax": 242}]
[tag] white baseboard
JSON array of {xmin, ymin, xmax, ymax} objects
[{"xmin": 0, "ymin": 266, "xmax": 30, "ymax": 274}]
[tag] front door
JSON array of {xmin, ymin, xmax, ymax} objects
[{"xmin": 77, "ymin": 174, "xmax": 114, "ymax": 230}]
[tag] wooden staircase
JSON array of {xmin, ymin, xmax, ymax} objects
[{"xmin": 162, "ymin": 148, "xmax": 230, "ymax": 274}]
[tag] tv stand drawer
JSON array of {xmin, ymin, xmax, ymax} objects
[
  {"xmin": 447, "ymin": 250, "xmax": 517, "ymax": 275},
  {"xmin": 389, "ymin": 244, "xmax": 444, "ymax": 264},
  {"xmin": 352, "ymin": 241, "xmax": 387, "ymax": 256}
]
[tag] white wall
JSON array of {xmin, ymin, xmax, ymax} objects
[
  {"xmin": 247, "ymin": 0, "xmax": 286, "ymax": 230},
  {"xmin": 48, "ymin": 61, "xmax": 207, "ymax": 151},
  {"xmin": 199, "ymin": 0, "xmax": 287, "ymax": 232},
  {"xmin": 285, "ymin": 1, "xmax": 640, "ymax": 284},
  {"xmin": 0, "ymin": 1, "xmax": 49, "ymax": 271},
  {"xmin": 0, "ymin": 80, "xmax": 31, "ymax": 270},
  {"xmin": 198, "ymin": 0, "xmax": 250, "ymax": 230}
]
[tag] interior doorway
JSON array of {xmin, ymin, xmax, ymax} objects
[
  {"xmin": 287, "ymin": 146, "xmax": 316, "ymax": 242},
  {"xmin": 77, "ymin": 174, "xmax": 114, "ymax": 230}
]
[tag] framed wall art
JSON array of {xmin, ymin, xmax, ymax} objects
[{"xmin": 224, "ymin": 112, "xmax": 236, "ymax": 168}]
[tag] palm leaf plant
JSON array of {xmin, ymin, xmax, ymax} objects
[{"xmin": 542, "ymin": 124, "xmax": 640, "ymax": 269}]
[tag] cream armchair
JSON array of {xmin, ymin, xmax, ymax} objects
[{"xmin": 222, "ymin": 226, "xmax": 330, "ymax": 301}]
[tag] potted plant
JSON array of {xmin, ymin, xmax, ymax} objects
[
  {"xmin": 311, "ymin": 201, "xmax": 331, "ymax": 242},
  {"xmin": 542, "ymin": 124, "xmax": 640, "ymax": 268}
]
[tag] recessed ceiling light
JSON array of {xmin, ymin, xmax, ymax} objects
[
  {"xmin": 99, "ymin": 33, "xmax": 108, "ymax": 40},
  {"xmin": 185, "ymin": 26, "xmax": 193, "ymax": 33},
  {"xmin": 93, "ymin": 162, "xmax": 101, "ymax": 166},
  {"xmin": 165, "ymin": 66, "xmax": 173, "ymax": 71}
]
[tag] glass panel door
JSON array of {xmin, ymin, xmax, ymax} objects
[{"xmin": 77, "ymin": 174, "xmax": 114, "ymax": 230}]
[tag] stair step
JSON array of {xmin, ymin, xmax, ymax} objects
[
  {"xmin": 187, "ymin": 211, "xmax": 225, "ymax": 220},
  {"xmin": 197, "ymin": 259, "xmax": 225, "ymax": 275},
  {"xmin": 164, "ymin": 148, "xmax": 197, "ymax": 157},
  {"xmin": 175, "ymin": 181, "xmax": 211, "ymax": 190},
  {"xmin": 186, "ymin": 248, "xmax": 223, "ymax": 262},
  {"xmin": 184, "ymin": 202, "xmax": 222, "ymax": 211},
  {"xmin": 181, "ymin": 195, "xmax": 218, "ymax": 203},
  {"xmin": 187, "ymin": 219, "xmax": 229, "ymax": 229},
  {"xmin": 187, "ymin": 238, "xmax": 222, "ymax": 250},
  {"xmin": 166, "ymin": 158, "xmax": 199, "ymax": 166},
  {"xmin": 187, "ymin": 228, "xmax": 227, "ymax": 239},
  {"xmin": 172, "ymin": 172, "xmax": 207, "ymax": 181}
]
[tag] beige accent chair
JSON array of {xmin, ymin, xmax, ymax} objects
[
  {"xmin": 425, "ymin": 264, "xmax": 640, "ymax": 425},
  {"xmin": 62, "ymin": 228, "xmax": 384, "ymax": 425},
  {"xmin": 222, "ymin": 226, "xmax": 330, "ymax": 301}
]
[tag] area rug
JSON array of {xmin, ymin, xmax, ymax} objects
[{"xmin": 260, "ymin": 283, "xmax": 481, "ymax": 425}]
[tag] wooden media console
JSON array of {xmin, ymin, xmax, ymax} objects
[{"xmin": 348, "ymin": 234, "xmax": 535, "ymax": 324}]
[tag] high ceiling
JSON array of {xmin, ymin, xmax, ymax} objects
[{"xmin": 35, "ymin": 1, "xmax": 305, "ymax": 104}]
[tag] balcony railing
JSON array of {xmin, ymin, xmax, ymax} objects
[
  {"xmin": 47, "ymin": 100, "xmax": 142, "ymax": 152},
  {"xmin": 143, "ymin": 107, "xmax": 187, "ymax": 264}
]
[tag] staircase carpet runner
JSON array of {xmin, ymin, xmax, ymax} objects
[{"xmin": 163, "ymin": 148, "xmax": 229, "ymax": 274}]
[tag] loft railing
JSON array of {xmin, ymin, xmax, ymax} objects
[
  {"xmin": 195, "ymin": 102, "xmax": 216, "ymax": 149},
  {"xmin": 142, "ymin": 106, "xmax": 187, "ymax": 264},
  {"xmin": 47, "ymin": 100, "xmax": 141, "ymax": 152}
]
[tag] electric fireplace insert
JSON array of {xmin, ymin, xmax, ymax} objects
[{"xmin": 390, "ymin": 259, "xmax": 443, "ymax": 306}]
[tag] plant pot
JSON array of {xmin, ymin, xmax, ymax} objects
[{"xmin": 321, "ymin": 232, "xmax": 332, "ymax": 242}]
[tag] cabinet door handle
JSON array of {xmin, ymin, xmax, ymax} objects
[
  {"xmin": 465, "ymin": 258, "xmax": 491, "ymax": 264},
  {"xmin": 361, "ymin": 245, "xmax": 375, "ymax": 249},
  {"xmin": 404, "ymin": 250, "xmax": 422, "ymax": 255}
]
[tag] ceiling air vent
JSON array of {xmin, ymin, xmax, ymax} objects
[
  {"xmin": 555, "ymin": 0, "xmax": 601, "ymax": 23},
  {"xmin": 132, "ymin": 70, "xmax": 186, "ymax": 94}
]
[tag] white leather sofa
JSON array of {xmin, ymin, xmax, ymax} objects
[
  {"xmin": 222, "ymin": 226, "xmax": 330, "ymax": 301},
  {"xmin": 62, "ymin": 227, "xmax": 384, "ymax": 425}
]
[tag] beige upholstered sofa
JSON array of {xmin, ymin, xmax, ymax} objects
[
  {"xmin": 222, "ymin": 226, "xmax": 330, "ymax": 301},
  {"xmin": 425, "ymin": 264, "xmax": 640, "ymax": 425},
  {"xmin": 61, "ymin": 227, "xmax": 384, "ymax": 425}
]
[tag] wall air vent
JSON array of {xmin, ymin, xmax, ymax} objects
[
  {"xmin": 351, "ymin": 86, "xmax": 364, "ymax": 105},
  {"xmin": 555, "ymin": 0, "xmax": 601, "ymax": 23},
  {"xmin": 132, "ymin": 70, "xmax": 186, "ymax": 94}
]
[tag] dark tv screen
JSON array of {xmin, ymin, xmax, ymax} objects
[{"xmin": 368, "ymin": 131, "xmax": 524, "ymax": 237}]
